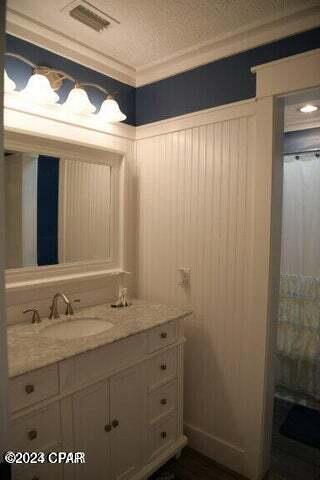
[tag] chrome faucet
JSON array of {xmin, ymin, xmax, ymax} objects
[{"xmin": 49, "ymin": 293, "xmax": 74, "ymax": 319}]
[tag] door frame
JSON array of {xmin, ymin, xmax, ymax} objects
[
  {"xmin": 0, "ymin": 0, "xmax": 10, "ymax": 476},
  {"xmin": 251, "ymin": 48, "xmax": 320, "ymax": 479}
]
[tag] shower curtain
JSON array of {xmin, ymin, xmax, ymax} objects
[{"xmin": 277, "ymin": 151, "xmax": 320, "ymax": 400}]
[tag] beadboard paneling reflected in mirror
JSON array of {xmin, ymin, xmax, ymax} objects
[{"xmin": 4, "ymin": 151, "xmax": 114, "ymax": 270}]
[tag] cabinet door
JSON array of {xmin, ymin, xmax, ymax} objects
[
  {"xmin": 72, "ymin": 381, "xmax": 110, "ymax": 480},
  {"xmin": 110, "ymin": 365, "xmax": 144, "ymax": 480}
]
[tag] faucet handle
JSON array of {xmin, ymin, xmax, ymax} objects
[
  {"xmin": 65, "ymin": 298, "xmax": 80, "ymax": 315},
  {"xmin": 23, "ymin": 309, "xmax": 41, "ymax": 324}
]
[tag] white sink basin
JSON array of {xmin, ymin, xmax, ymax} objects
[{"xmin": 41, "ymin": 318, "xmax": 114, "ymax": 340}]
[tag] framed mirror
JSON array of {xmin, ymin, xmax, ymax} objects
[{"xmin": 4, "ymin": 135, "xmax": 122, "ymax": 283}]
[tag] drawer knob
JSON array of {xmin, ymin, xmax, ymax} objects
[
  {"xmin": 160, "ymin": 364, "xmax": 167, "ymax": 370},
  {"xmin": 104, "ymin": 424, "xmax": 112, "ymax": 433},
  {"xmin": 112, "ymin": 419, "xmax": 119, "ymax": 428},
  {"xmin": 160, "ymin": 398, "xmax": 167, "ymax": 405},
  {"xmin": 160, "ymin": 332, "xmax": 167, "ymax": 339},
  {"xmin": 161, "ymin": 431, "xmax": 167, "ymax": 439},
  {"xmin": 25, "ymin": 384, "xmax": 35, "ymax": 394},
  {"xmin": 32, "ymin": 477, "xmax": 39, "ymax": 480},
  {"xmin": 28, "ymin": 429, "xmax": 37, "ymax": 441}
]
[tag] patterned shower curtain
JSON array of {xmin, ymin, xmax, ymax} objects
[
  {"xmin": 277, "ymin": 152, "xmax": 320, "ymax": 400},
  {"xmin": 277, "ymin": 274, "xmax": 320, "ymax": 400}
]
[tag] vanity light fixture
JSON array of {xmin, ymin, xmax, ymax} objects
[
  {"xmin": 63, "ymin": 86, "xmax": 96, "ymax": 115},
  {"xmin": 4, "ymin": 69, "xmax": 16, "ymax": 93},
  {"xmin": 21, "ymin": 73, "xmax": 60, "ymax": 106},
  {"xmin": 299, "ymin": 104, "xmax": 318, "ymax": 113},
  {"xmin": 97, "ymin": 94, "xmax": 126, "ymax": 123},
  {"xmin": 4, "ymin": 52, "xmax": 126, "ymax": 123}
]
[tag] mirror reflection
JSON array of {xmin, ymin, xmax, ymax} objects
[{"xmin": 4, "ymin": 151, "xmax": 112, "ymax": 269}]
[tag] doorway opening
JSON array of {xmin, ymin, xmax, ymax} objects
[{"xmin": 270, "ymin": 87, "xmax": 320, "ymax": 480}]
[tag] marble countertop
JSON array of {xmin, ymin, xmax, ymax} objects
[{"xmin": 7, "ymin": 300, "xmax": 192, "ymax": 378}]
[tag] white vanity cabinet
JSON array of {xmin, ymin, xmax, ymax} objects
[
  {"xmin": 72, "ymin": 365, "xmax": 143, "ymax": 480},
  {"xmin": 72, "ymin": 381, "xmax": 111, "ymax": 480},
  {"xmin": 9, "ymin": 319, "xmax": 187, "ymax": 480}
]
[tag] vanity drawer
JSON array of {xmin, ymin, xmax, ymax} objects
[
  {"xmin": 10, "ymin": 402, "xmax": 61, "ymax": 452},
  {"xmin": 148, "ymin": 380, "xmax": 177, "ymax": 424},
  {"xmin": 148, "ymin": 413, "xmax": 177, "ymax": 459},
  {"xmin": 13, "ymin": 451, "xmax": 63, "ymax": 480},
  {"xmin": 10, "ymin": 365, "xmax": 59, "ymax": 413},
  {"xmin": 60, "ymin": 332, "xmax": 147, "ymax": 392},
  {"xmin": 148, "ymin": 348, "xmax": 177, "ymax": 390},
  {"xmin": 147, "ymin": 322, "xmax": 177, "ymax": 353}
]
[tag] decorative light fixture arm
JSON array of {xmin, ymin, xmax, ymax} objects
[
  {"xmin": 4, "ymin": 52, "xmax": 127, "ymax": 122},
  {"xmin": 5, "ymin": 52, "xmax": 37, "ymax": 69}
]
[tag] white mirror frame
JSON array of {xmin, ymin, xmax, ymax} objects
[{"xmin": 4, "ymin": 96, "xmax": 136, "ymax": 292}]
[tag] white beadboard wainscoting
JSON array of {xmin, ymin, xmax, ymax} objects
[{"xmin": 136, "ymin": 100, "xmax": 259, "ymax": 477}]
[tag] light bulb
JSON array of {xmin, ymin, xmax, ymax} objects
[
  {"xmin": 97, "ymin": 96, "xmax": 126, "ymax": 123},
  {"xmin": 299, "ymin": 104, "xmax": 318, "ymax": 113},
  {"xmin": 20, "ymin": 73, "xmax": 59, "ymax": 106},
  {"xmin": 63, "ymin": 87, "xmax": 96, "ymax": 115},
  {"xmin": 4, "ymin": 69, "xmax": 16, "ymax": 93}
]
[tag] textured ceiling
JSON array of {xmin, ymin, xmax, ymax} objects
[{"xmin": 7, "ymin": 0, "xmax": 320, "ymax": 69}]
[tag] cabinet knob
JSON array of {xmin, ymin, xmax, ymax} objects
[
  {"xmin": 160, "ymin": 398, "xmax": 167, "ymax": 405},
  {"xmin": 160, "ymin": 332, "xmax": 167, "ymax": 339},
  {"xmin": 32, "ymin": 477, "xmax": 40, "ymax": 480},
  {"xmin": 160, "ymin": 431, "xmax": 167, "ymax": 439},
  {"xmin": 104, "ymin": 424, "xmax": 112, "ymax": 433},
  {"xmin": 112, "ymin": 419, "xmax": 119, "ymax": 428},
  {"xmin": 25, "ymin": 384, "xmax": 35, "ymax": 394},
  {"xmin": 28, "ymin": 429, "xmax": 37, "ymax": 441},
  {"xmin": 160, "ymin": 364, "xmax": 167, "ymax": 370}
]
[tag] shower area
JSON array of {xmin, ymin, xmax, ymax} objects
[{"xmin": 271, "ymin": 122, "xmax": 320, "ymax": 479}]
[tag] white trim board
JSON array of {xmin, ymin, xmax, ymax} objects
[
  {"xmin": 252, "ymin": 48, "xmax": 320, "ymax": 98},
  {"xmin": 6, "ymin": 5, "xmax": 320, "ymax": 88},
  {"xmin": 184, "ymin": 423, "xmax": 245, "ymax": 476},
  {"xmin": 136, "ymin": 98, "xmax": 256, "ymax": 139}
]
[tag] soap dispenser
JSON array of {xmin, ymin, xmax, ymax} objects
[{"xmin": 111, "ymin": 287, "xmax": 131, "ymax": 308}]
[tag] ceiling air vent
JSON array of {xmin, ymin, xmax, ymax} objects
[
  {"xmin": 69, "ymin": 4, "xmax": 110, "ymax": 32},
  {"xmin": 62, "ymin": 1, "xmax": 120, "ymax": 33}
]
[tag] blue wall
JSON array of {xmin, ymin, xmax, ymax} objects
[
  {"xmin": 5, "ymin": 34, "xmax": 136, "ymax": 126},
  {"xmin": 284, "ymin": 128, "xmax": 320, "ymax": 155},
  {"xmin": 136, "ymin": 27, "xmax": 320, "ymax": 125},
  {"xmin": 5, "ymin": 27, "xmax": 320, "ymax": 126},
  {"xmin": 37, "ymin": 156, "xmax": 59, "ymax": 266}
]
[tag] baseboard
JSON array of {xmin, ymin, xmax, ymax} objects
[{"xmin": 184, "ymin": 422, "xmax": 246, "ymax": 477}]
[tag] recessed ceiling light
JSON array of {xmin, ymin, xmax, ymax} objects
[{"xmin": 299, "ymin": 104, "xmax": 318, "ymax": 113}]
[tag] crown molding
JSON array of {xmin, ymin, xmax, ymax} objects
[
  {"xmin": 136, "ymin": 6, "xmax": 320, "ymax": 86},
  {"xmin": 6, "ymin": 6, "xmax": 320, "ymax": 89},
  {"xmin": 6, "ymin": 8, "xmax": 137, "ymax": 87}
]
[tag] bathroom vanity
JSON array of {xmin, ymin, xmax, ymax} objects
[{"xmin": 8, "ymin": 301, "xmax": 191, "ymax": 480}]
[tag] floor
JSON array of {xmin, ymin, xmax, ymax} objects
[
  {"xmin": 270, "ymin": 397, "xmax": 320, "ymax": 480},
  {"xmin": 150, "ymin": 447, "xmax": 284, "ymax": 480}
]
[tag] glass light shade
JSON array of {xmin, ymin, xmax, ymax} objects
[
  {"xmin": 21, "ymin": 73, "xmax": 59, "ymax": 105},
  {"xmin": 63, "ymin": 87, "xmax": 96, "ymax": 115},
  {"xmin": 4, "ymin": 69, "xmax": 16, "ymax": 93},
  {"xmin": 97, "ymin": 96, "xmax": 126, "ymax": 123}
]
